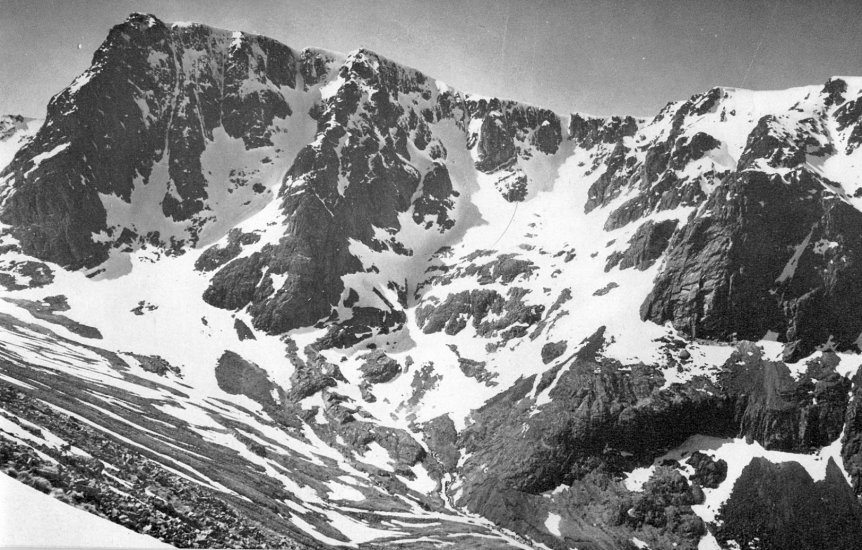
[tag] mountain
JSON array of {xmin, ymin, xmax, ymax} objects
[
  {"xmin": 2, "ymin": 12, "xmax": 862, "ymax": 550},
  {"xmin": 0, "ymin": 115, "xmax": 40, "ymax": 183}
]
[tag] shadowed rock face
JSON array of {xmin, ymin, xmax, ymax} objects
[
  {"xmin": 451, "ymin": 333, "xmax": 858, "ymax": 547},
  {"xmin": 194, "ymin": 229, "xmax": 260, "ymax": 272},
  {"xmin": 715, "ymin": 457, "xmax": 862, "ymax": 550},
  {"xmin": 457, "ymin": 330, "xmax": 733, "ymax": 498},
  {"xmin": 836, "ymin": 96, "xmax": 862, "ymax": 153},
  {"xmin": 841, "ymin": 369, "xmax": 862, "ymax": 494},
  {"xmin": 412, "ymin": 162, "xmax": 458, "ymax": 231},
  {"xmin": 568, "ymin": 113, "xmax": 638, "ymax": 149},
  {"xmin": 0, "ymin": 13, "xmax": 319, "ymax": 268},
  {"xmin": 717, "ymin": 345, "xmax": 851, "ymax": 452},
  {"xmin": 475, "ymin": 111, "xmax": 516, "ymax": 172},
  {"xmin": 686, "ymin": 451, "xmax": 727, "ymax": 488},
  {"xmin": 669, "ymin": 132, "xmax": 721, "ymax": 170},
  {"xmin": 641, "ymin": 167, "xmax": 862, "ymax": 359},
  {"xmin": 605, "ymin": 219, "xmax": 678, "ymax": 272},
  {"xmin": 203, "ymin": 50, "xmax": 428, "ymax": 333},
  {"xmin": 629, "ymin": 81, "xmax": 862, "ymax": 360},
  {"xmin": 467, "ymin": 96, "xmax": 562, "ymax": 203}
]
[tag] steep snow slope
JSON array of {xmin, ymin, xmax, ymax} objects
[{"xmin": 2, "ymin": 12, "xmax": 862, "ymax": 550}]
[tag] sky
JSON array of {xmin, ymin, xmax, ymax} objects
[{"xmin": 1, "ymin": 0, "xmax": 861, "ymax": 119}]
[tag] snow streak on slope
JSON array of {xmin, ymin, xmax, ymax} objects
[{"xmin": 0, "ymin": 241, "xmax": 545, "ymax": 549}]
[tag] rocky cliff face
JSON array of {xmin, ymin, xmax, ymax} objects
[
  {"xmin": 0, "ymin": 115, "xmax": 40, "ymax": 172},
  {"xmin": 449, "ymin": 336, "xmax": 858, "ymax": 548},
  {"xmin": 0, "ymin": 13, "xmax": 339, "ymax": 268},
  {"xmin": 6, "ymin": 15, "xmax": 861, "ymax": 361},
  {"xmin": 203, "ymin": 48, "xmax": 463, "ymax": 333},
  {"xmin": 641, "ymin": 82, "xmax": 862, "ymax": 360},
  {"xmin": 200, "ymin": 51, "xmax": 565, "ymax": 334},
  {"xmin": 715, "ymin": 458, "xmax": 862, "ymax": 549},
  {"xmin": 2, "ymin": 12, "xmax": 862, "ymax": 550}
]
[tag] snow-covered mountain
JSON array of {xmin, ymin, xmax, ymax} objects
[{"xmin": 2, "ymin": 13, "xmax": 862, "ymax": 550}]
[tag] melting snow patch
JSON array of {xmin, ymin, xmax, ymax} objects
[
  {"xmin": 397, "ymin": 462, "xmax": 438, "ymax": 494},
  {"xmin": 288, "ymin": 512, "xmax": 353, "ymax": 547},
  {"xmin": 65, "ymin": 72, "xmax": 93, "ymax": 95},
  {"xmin": 624, "ymin": 464, "xmax": 657, "ymax": 492},
  {"xmin": 358, "ymin": 441, "xmax": 393, "ymax": 469},
  {"xmin": 698, "ymin": 532, "xmax": 722, "ymax": 550},
  {"xmin": 776, "ymin": 228, "xmax": 814, "ymax": 283},
  {"xmin": 326, "ymin": 480, "xmax": 365, "ymax": 502},
  {"xmin": 544, "ymin": 512, "xmax": 562, "ymax": 536},
  {"xmin": 314, "ymin": 505, "xmax": 408, "ymax": 544},
  {"xmin": 24, "ymin": 142, "xmax": 69, "ymax": 176}
]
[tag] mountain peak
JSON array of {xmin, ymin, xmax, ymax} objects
[{"xmin": 124, "ymin": 12, "xmax": 165, "ymax": 29}]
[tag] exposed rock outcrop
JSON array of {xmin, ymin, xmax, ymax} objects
[
  {"xmin": 568, "ymin": 114, "xmax": 638, "ymax": 149},
  {"xmin": 452, "ymin": 333, "xmax": 858, "ymax": 547},
  {"xmin": 605, "ymin": 219, "xmax": 678, "ymax": 272},
  {"xmin": 686, "ymin": 451, "xmax": 727, "ymax": 489},
  {"xmin": 474, "ymin": 111, "xmax": 516, "ymax": 172},
  {"xmin": 421, "ymin": 414, "xmax": 460, "ymax": 472},
  {"xmin": 642, "ymin": 168, "xmax": 862, "ymax": 359},
  {"xmin": 195, "ymin": 229, "xmax": 260, "ymax": 272},
  {"xmin": 416, "ymin": 288, "xmax": 544, "ymax": 340},
  {"xmin": 214, "ymin": 350, "xmax": 277, "ymax": 407},
  {"xmin": 715, "ymin": 458, "xmax": 862, "ymax": 550},
  {"xmin": 0, "ymin": 260, "xmax": 54, "ymax": 290},
  {"xmin": 358, "ymin": 350, "xmax": 401, "ymax": 384},
  {"xmin": 0, "ymin": 14, "xmax": 329, "ymax": 268},
  {"xmin": 841, "ymin": 369, "xmax": 862, "ymax": 494}
]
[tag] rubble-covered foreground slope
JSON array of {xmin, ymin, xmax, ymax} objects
[
  {"xmin": 3, "ymin": 12, "xmax": 862, "ymax": 550},
  {"xmin": 0, "ymin": 469, "xmax": 172, "ymax": 548}
]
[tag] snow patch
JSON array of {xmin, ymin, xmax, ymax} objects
[
  {"xmin": 544, "ymin": 512, "xmax": 562, "ymax": 536},
  {"xmin": 24, "ymin": 142, "xmax": 68, "ymax": 177}
]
